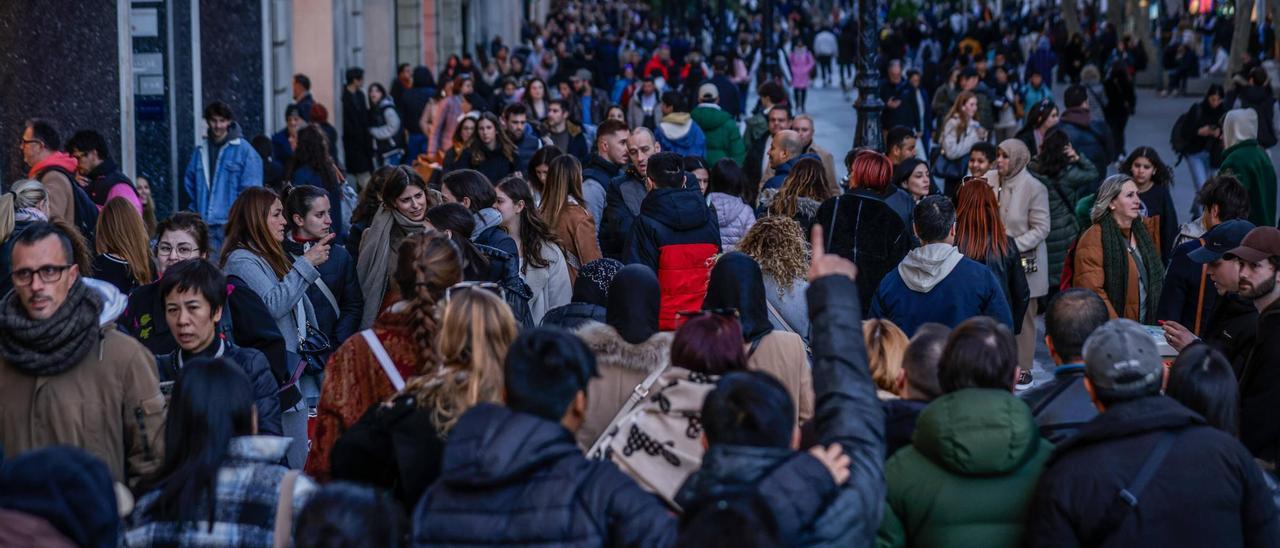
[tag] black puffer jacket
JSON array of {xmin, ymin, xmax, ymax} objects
[
  {"xmin": 675, "ymin": 275, "xmax": 887, "ymax": 546},
  {"xmin": 1018, "ymin": 365, "xmax": 1098, "ymax": 444},
  {"xmin": 1202, "ymin": 293, "xmax": 1257, "ymax": 377},
  {"xmin": 410, "ymin": 404, "xmax": 676, "ymax": 547},
  {"xmin": 1027, "ymin": 396, "xmax": 1279, "ymax": 546},
  {"xmin": 599, "ymin": 170, "xmax": 648, "ymax": 260},
  {"xmin": 156, "ymin": 341, "xmax": 281, "ymax": 436},
  {"xmin": 980, "ymin": 235, "xmax": 1031, "ymax": 335},
  {"xmin": 813, "ymin": 192, "xmax": 912, "ymax": 315},
  {"xmin": 1241, "ymin": 300, "xmax": 1280, "ymax": 464}
]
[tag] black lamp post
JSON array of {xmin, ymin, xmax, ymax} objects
[
  {"xmin": 761, "ymin": 0, "xmax": 777, "ymax": 80},
  {"xmin": 853, "ymin": 0, "xmax": 883, "ymax": 151}
]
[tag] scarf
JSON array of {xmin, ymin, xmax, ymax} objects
[
  {"xmin": 357, "ymin": 206, "xmax": 425, "ymax": 329},
  {"xmin": 0, "ymin": 280, "xmax": 102, "ymax": 376},
  {"xmin": 1100, "ymin": 216, "xmax": 1164, "ymax": 322}
]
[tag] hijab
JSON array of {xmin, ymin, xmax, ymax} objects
[
  {"xmin": 997, "ymin": 138, "xmax": 1031, "ymax": 180},
  {"xmin": 606, "ymin": 264, "xmax": 659, "ymax": 344},
  {"xmin": 1223, "ymin": 108, "xmax": 1258, "ymax": 149},
  {"xmin": 703, "ymin": 252, "xmax": 773, "ymax": 343}
]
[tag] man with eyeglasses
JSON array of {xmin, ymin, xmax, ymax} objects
[
  {"xmin": 0, "ymin": 221, "xmax": 166, "ymax": 488},
  {"xmin": 20, "ymin": 118, "xmax": 78, "ymax": 223}
]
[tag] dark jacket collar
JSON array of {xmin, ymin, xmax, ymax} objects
[{"xmin": 1050, "ymin": 396, "xmax": 1206, "ymax": 461}]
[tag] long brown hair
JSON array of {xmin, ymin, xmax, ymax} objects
[
  {"xmin": 944, "ymin": 90, "xmax": 978, "ymax": 141},
  {"xmin": 497, "ymin": 176, "xmax": 560, "ymax": 271},
  {"xmin": 768, "ymin": 157, "xmax": 833, "ymax": 218},
  {"xmin": 468, "ymin": 112, "xmax": 516, "ymax": 165},
  {"xmin": 403, "ymin": 287, "xmax": 515, "ymax": 435},
  {"xmin": 393, "ymin": 230, "xmax": 464, "ymax": 378},
  {"xmin": 954, "ymin": 178, "xmax": 1009, "ymax": 262},
  {"xmin": 220, "ymin": 187, "xmax": 291, "ymax": 279},
  {"xmin": 539, "ymin": 154, "xmax": 585, "ymax": 229},
  {"xmin": 95, "ymin": 197, "xmax": 155, "ymax": 286}
]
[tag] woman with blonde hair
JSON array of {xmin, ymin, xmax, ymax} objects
[
  {"xmin": 327, "ymin": 283, "xmax": 516, "ymax": 510},
  {"xmin": 757, "ymin": 157, "xmax": 833, "ymax": 232},
  {"xmin": 864, "ymin": 318, "xmax": 909, "ymax": 399},
  {"xmin": 939, "ymin": 90, "xmax": 989, "ymax": 198},
  {"xmin": 307, "ymin": 230, "xmax": 463, "ymax": 483},
  {"xmin": 1073, "ymin": 174, "xmax": 1165, "ymax": 322},
  {"xmin": 737, "ymin": 216, "xmax": 810, "ymax": 341},
  {"xmin": 92, "ymin": 197, "xmax": 155, "ymax": 294},
  {"xmin": 0, "ymin": 179, "xmax": 49, "ymax": 296},
  {"xmin": 540, "ymin": 154, "xmax": 602, "ymax": 280}
]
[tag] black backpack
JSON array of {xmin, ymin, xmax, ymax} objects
[
  {"xmin": 34, "ymin": 165, "xmax": 99, "ymax": 246},
  {"xmin": 1170, "ymin": 106, "xmax": 1194, "ymax": 157}
]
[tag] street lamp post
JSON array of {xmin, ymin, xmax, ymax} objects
[
  {"xmin": 853, "ymin": 0, "xmax": 883, "ymax": 151},
  {"xmin": 761, "ymin": 0, "xmax": 777, "ymax": 80}
]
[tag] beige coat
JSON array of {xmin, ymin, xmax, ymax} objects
[
  {"xmin": 747, "ymin": 331, "xmax": 815, "ymax": 422},
  {"xmin": 0, "ymin": 327, "xmax": 166, "ymax": 486},
  {"xmin": 574, "ymin": 322, "xmax": 674, "ymax": 449},
  {"xmin": 808, "ymin": 143, "xmax": 840, "ymax": 197},
  {"xmin": 988, "ymin": 139, "xmax": 1051, "ymax": 297}
]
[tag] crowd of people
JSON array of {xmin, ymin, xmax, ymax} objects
[{"xmin": 4, "ymin": 0, "xmax": 1280, "ymax": 546}]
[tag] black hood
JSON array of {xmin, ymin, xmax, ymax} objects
[
  {"xmin": 703, "ymin": 252, "xmax": 772, "ymax": 342},
  {"xmin": 607, "ymin": 264, "xmax": 660, "ymax": 344},
  {"xmin": 572, "ymin": 258, "xmax": 623, "ymax": 305},
  {"xmin": 583, "ymin": 153, "xmax": 621, "ymax": 178},
  {"xmin": 0, "ymin": 445, "xmax": 119, "ymax": 548},
  {"xmin": 1048, "ymin": 395, "xmax": 1205, "ymax": 466},
  {"xmin": 639, "ymin": 187, "xmax": 711, "ymax": 231},
  {"xmin": 438, "ymin": 404, "xmax": 581, "ymax": 488},
  {"xmin": 412, "ymin": 66, "xmax": 436, "ymax": 89}
]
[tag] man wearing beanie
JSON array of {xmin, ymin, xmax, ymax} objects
[
  {"xmin": 1026, "ymin": 319, "xmax": 1278, "ymax": 546},
  {"xmin": 623, "ymin": 152, "xmax": 721, "ymax": 330}
]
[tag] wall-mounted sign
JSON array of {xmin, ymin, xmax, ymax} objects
[{"xmin": 131, "ymin": 8, "xmax": 159, "ymax": 38}]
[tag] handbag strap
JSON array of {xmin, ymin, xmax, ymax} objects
[
  {"xmin": 294, "ymin": 299, "xmax": 307, "ymax": 345},
  {"xmin": 1086, "ymin": 430, "xmax": 1179, "ymax": 545},
  {"xmin": 272, "ymin": 469, "xmax": 301, "ymax": 548},
  {"xmin": 765, "ymin": 298, "xmax": 797, "ymax": 334},
  {"xmin": 313, "ymin": 278, "xmax": 342, "ymax": 320},
  {"xmin": 1194, "ymin": 238, "xmax": 1207, "ymax": 335},
  {"xmin": 361, "ymin": 329, "xmax": 405, "ymax": 391},
  {"xmin": 587, "ymin": 365, "xmax": 667, "ymax": 457}
]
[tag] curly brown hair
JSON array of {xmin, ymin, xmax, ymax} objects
[
  {"xmin": 736, "ymin": 216, "xmax": 809, "ymax": 294},
  {"xmin": 768, "ymin": 157, "xmax": 833, "ymax": 219}
]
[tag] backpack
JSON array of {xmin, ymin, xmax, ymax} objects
[
  {"xmin": 1170, "ymin": 106, "xmax": 1194, "ymax": 157},
  {"xmin": 35, "ymin": 165, "xmax": 99, "ymax": 247}
]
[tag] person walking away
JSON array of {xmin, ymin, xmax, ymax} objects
[
  {"xmin": 182, "ymin": 102, "xmax": 264, "ymax": 254},
  {"xmin": 539, "ymin": 155, "xmax": 604, "ymax": 282},
  {"xmin": 878, "ymin": 317, "xmax": 1052, "ymax": 547},
  {"xmin": 1030, "ymin": 130, "xmax": 1098, "ymax": 292},
  {"xmin": 65, "ymin": 129, "xmax": 142, "ymax": 214},
  {"xmin": 289, "ymin": 125, "xmax": 352, "ymax": 241},
  {"xmin": 705, "ymin": 159, "xmax": 757, "ymax": 252},
  {"xmin": 737, "ymin": 216, "xmax": 810, "ymax": 341},
  {"xmin": 1026, "ymin": 319, "xmax": 1279, "ymax": 546},
  {"xmin": 1219, "ymin": 109, "xmax": 1278, "ymax": 227},
  {"xmin": 1058, "ymin": 85, "xmax": 1115, "ymax": 188},
  {"xmin": 1072, "ymin": 175, "xmax": 1165, "ymax": 322},
  {"xmin": 19, "ymin": 119, "xmax": 79, "ymax": 224},
  {"xmin": 1019, "ymin": 289, "xmax": 1109, "ymax": 442},
  {"xmin": 342, "ymin": 68, "xmax": 374, "ymax": 186},
  {"xmin": 654, "ymin": 91, "xmax": 707, "ymax": 158},
  {"xmin": 814, "ymin": 27, "xmax": 838, "ymax": 87},
  {"xmin": 1103, "ymin": 64, "xmax": 1136, "ymax": 160},
  {"xmin": 91, "ymin": 198, "xmax": 154, "ymax": 295},
  {"xmin": 0, "ymin": 221, "xmax": 165, "ymax": 487},
  {"xmin": 691, "ymin": 84, "xmax": 746, "ymax": 165},
  {"xmin": 955, "ymin": 178, "xmax": 1030, "ymax": 345}
]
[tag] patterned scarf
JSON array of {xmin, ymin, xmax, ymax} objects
[
  {"xmin": 0, "ymin": 280, "xmax": 102, "ymax": 376},
  {"xmin": 1100, "ymin": 216, "xmax": 1164, "ymax": 322}
]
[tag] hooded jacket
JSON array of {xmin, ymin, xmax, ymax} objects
[
  {"xmin": 878, "ymin": 389, "xmax": 1053, "ymax": 548},
  {"xmin": 410, "ymin": 404, "xmax": 677, "ymax": 547},
  {"xmin": 706, "ymin": 192, "xmax": 756, "ymax": 251},
  {"xmin": 599, "ymin": 169, "xmax": 648, "ymax": 259},
  {"xmin": 27, "ymin": 151, "xmax": 79, "ymax": 223},
  {"xmin": 623, "ymin": 187, "xmax": 721, "ymax": 329},
  {"xmin": 678, "ymin": 275, "xmax": 887, "ymax": 546},
  {"xmin": 401, "ymin": 66, "xmax": 436, "ymax": 137},
  {"xmin": 991, "ymin": 139, "xmax": 1051, "ymax": 297},
  {"xmin": 655, "ymin": 112, "xmax": 707, "ymax": 158},
  {"xmin": 83, "ymin": 158, "xmax": 141, "ymax": 214},
  {"xmin": 871, "ymin": 243, "xmax": 1013, "ymax": 336},
  {"xmin": 704, "ymin": 252, "xmax": 815, "ymax": 421},
  {"xmin": 1031, "ymin": 155, "xmax": 1098, "ymax": 290},
  {"xmin": 0, "ymin": 279, "xmax": 166, "ymax": 487},
  {"xmin": 1027, "ymin": 396, "xmax": 1280, "ymax": 547},
  {"xmin": 758, "ymin": 188, "xmax": 824, "ymax": 234},
  {"xmin": 1056, "ymin": 107, "xmax": 1113, "ymax": 188},
  {"xmin": 581, "ymin": 153, "xmax": 620, "ymax": 226},
  {"xmin": 182, "ymin": 122, "xmax": 263, "ymax": 226},
  {"xmin": 1220, "ymin": 109, "xmax": 1278, "ymax": 227},
  {"xmin": 691, "ymin": 103, "xmax": 746, "ymax": 165},
  {"xmin": 814, "ymin": 192, "xmax": 912, "ymax": 315}
]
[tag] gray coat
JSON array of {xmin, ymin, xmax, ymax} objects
[
  {"xmin": 223, "ymin": 249, "xmax": 320, "ymax": 354},
  {"xmin": 764, "ymin": 275, "xmax": 810, "ymax": 342}
]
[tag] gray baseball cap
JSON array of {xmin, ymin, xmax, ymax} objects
[{"xmin": 1083, "ymin": 319, "xmax": 1164, "ymax": 397}]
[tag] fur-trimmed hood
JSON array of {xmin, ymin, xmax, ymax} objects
[
  {"xmin": 757, "ymin": 188, "xmax": 822, "ymax": 220},
  {"xmin": 575, "ymin": 321, "xmax": 673, "ymax": 372}
]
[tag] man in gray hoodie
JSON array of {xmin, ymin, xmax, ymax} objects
[{"xmin": 869, "ymin": 196, "xmax": 1013, "ymax": 336}]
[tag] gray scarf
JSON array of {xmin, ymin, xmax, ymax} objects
[
  {"xmin": 356, "ymin": 206, "xmax": 426, "ymax": 329},
  {"xmin": 0, "ymin": 280, "xmax": 102, "ymax": 376}
]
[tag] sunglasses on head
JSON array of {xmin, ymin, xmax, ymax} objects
[{"xmin": 443, "ymin": 281, "xmax": 505, "ymax": 303}]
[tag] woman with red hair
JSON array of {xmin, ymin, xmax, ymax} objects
[
  {"xmin": 955, "ymin": 178, "xmax": 1029, "ymax": 338},
  {"xmin": 814, "ymin": 150, "xmax": 913, "ymax": 314}
]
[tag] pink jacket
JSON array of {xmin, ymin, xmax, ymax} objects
[{"xmin": 789, "ymin": 49, "xmax": 816, "ymax": 89}]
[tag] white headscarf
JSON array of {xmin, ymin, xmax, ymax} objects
[{"xmin": 1223, "ymin": 108, "xmax": 1259, "ymax": 149}]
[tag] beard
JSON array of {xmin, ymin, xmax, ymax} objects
[{"xmin": 1239, "ymin": 275, "xmax": 1277, "ymax": 300}]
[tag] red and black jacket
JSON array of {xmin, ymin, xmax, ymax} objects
[{"xmin": 622, "ymin": 187, "xmax": 722, "ymax": 330}]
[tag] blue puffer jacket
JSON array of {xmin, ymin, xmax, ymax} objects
[
  {"xmin": 283, "ymin": 237, "xmax": 363, "ymax": 356},
  {"xmin": 676, "ymin": 275, "xmax": 887, "ymax": 546},
  {"xmin": 410, "ymin": 403, "xmax": 676, "ymax": 547},
  {"xmin": 183, "ymin": 123, "xmax": 263, "ymax": 226},
  {"xmin": 763, "ymin": 153, "xmax": 820, "ymax": 190}
]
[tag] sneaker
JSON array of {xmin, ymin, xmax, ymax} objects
[{"xmin": 1016, "ymin": 369, "xmax": 1035, "ymax": 390}]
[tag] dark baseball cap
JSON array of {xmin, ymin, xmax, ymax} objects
[
  {"xmin": 1083, "ymin": 319, "xmax": 1164, "ymax": 398},
  {"xmin": 1189, "ymin": 219, "xmax": 1257, "ymax": 264},
  {"xmin": 1224, "ymin": 226, "xmax": 1280, "ymax": 263}
]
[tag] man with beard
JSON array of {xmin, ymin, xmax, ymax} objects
[
  {"xmin": 1225, "ymin": 226, "xmax": 1280, "ymax": 464},
  {"xmin": 599, "ymin": 128, "xmax": 659, "ymax": 259}
]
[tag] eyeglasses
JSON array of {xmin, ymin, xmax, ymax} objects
[
  {"xmin": 11, "ymin": 264, "xmax": 73, "ymax": 286},
  {"xmin": 156, "ymin": 243, "xmax": 200, "ymax": 258},
  {"xmin": 18, "ymin": 139, "xmax": 42, "ymax": 148},
  {"xmin": 443, "ymin": 281, "xmax": 504, "ymax": 303}
]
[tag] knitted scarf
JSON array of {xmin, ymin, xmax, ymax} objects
[
  {"xmin": 1100, "ymin": 216, "xmax": 1164, "ymax": 322},
  {"xmin": 0, "ymin": 280, "xmax": 102, "ymax": 376},
  {"xmin": 356, "ymin": 206, "xmax": 426, "ymax": 329}
]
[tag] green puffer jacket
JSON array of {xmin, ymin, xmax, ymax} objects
[
  {"xmin": 691, "ymin": 105, "xmax": 747, "ymax": 166},
  {"xmin": 877, "ymin": 388, "xmax": 1053, "ymax": 548},
  {"xmin": 1030, "ymin": 156, "xmax": 1098, "ymax": 291}
]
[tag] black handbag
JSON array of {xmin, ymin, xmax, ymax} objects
[{"xmin": 298, "ymin": 322, "xmax": 332, "ymax": 375}]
